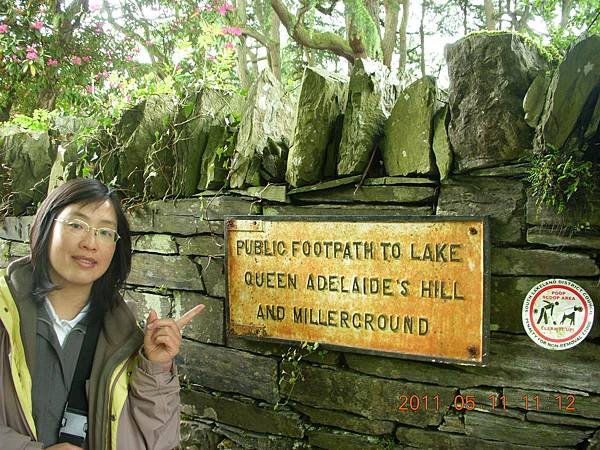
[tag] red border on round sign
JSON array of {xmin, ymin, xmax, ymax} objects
[{"xmin": 522, "ymin": 279, "xmax": 594, "ymax": 350}]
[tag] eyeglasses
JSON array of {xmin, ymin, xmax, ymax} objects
[{"xmin": 54, "ymin": 218, "xmax": 120, "ymax": 244}]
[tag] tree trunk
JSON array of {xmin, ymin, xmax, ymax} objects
[
  {"xmin": 398, "ymin": 0, "xmax": 409, "ymax": 77},
  {"xmin": 420, "ymin": 0, "xmax": 426, "ymax": 77},
  {"xmin": 462, "ymin": 0, "xmax": 468, "ymax": 34},
  {"xmin": 268, "ymin": 9, "xmax": 282, "ymax": 79},
  {"xmin": 561, "ymin": 0, "xmax": 573, "ymax": 28},
  {"xmin": 382, "ymin": 0, "xmax": 400, "ymax": 68},
  {"xmin": 484, "ymin": 0, "xmax": 496, "ymax": 30},
  {"xmin": 236, "ymin": 0, "xmax": 252, "ymax": 89},
  {"xmin": 364, "ymin": 0, "xmax": 382, "ymax": 41}
]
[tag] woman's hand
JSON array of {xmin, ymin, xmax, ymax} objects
[{"xmin": 143, "ymin": 305, "xmax": 205, "ymax": 364}]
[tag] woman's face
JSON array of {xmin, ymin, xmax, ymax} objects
[{"xmin": 48, "ymin": 199, "xmax": 118, "ymax": 292}]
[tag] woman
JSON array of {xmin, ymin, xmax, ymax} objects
[{"xmin": 0, "ymin": 178, "xmax": 204, "ymax": 449}]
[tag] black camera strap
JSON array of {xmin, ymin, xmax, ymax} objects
[{"xmin": 58, "ymin": 318, "xmax": 101, "ymax": 446}]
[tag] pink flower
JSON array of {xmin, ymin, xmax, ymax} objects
[
  {"xmin": 107, "ymin": 59, "xmax": 113, "ymax": 65},
  {"xmin": 71, "ymin": 55, "xmax": 82, "ymax": 65},
  {"xmin": 82, "ymin": 55, "xmax": 91, "ymax": 62},
  {"xmin": 222, "ymin": 26, "xmax": 242, "ymax": 36},
  {"xmin": 85, "ymin": 85, "xmax": 95, "ymax": 94},
  {"xmin": 26, "ymin": 51, "xmax": 38, "ymax": 61},
  {"xmin": 145, "ymin": 39, "xmax": 153, "ymax": 46},
  {"xmin": 0, "ymin": 24, "xmax": 8, "ymax": 33},
  {"xmin": 126, "ymin": 55, "xmax": 133, "ymax": 61},
  {"xmin": 208, "ymin": 54, "xmax": 216, "ymax": 61},
  {"xmin": 89, "ymin": 1, "xmax": 102, "ymax": 12},
  {"xmin": 217, "ymin": 2, "xmax": 234, "ymax": 14},
  {"xmin": 225, "ymin": 42, "xmax": 235, "ymax": 50},
  {"xmin": 100, "ymin": 70, "xmax": 109, "ymax": 78},
  {"xmin": 31, "ymin": 20, "xmax": 43, "ymax": 30},
  {"xmin": 47, "ymin": 58, "xmax": 59, "ymax": 66}
]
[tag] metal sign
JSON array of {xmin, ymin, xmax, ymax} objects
[{"xmin": 225, "ymin": 216, "xmax": 489, "ymax": 365}]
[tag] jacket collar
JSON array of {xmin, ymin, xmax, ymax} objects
[{"xmin": 6, "ymin": 256, "xmax": 38, "ymax": 375}]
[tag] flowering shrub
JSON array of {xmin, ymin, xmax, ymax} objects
[{"xmin": 0, "ymin": 0, "xmax": 243, "ymax": 120}]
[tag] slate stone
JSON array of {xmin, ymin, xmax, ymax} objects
[
  {"xmin": 115, "ymin": 94, "xmax": 178, "ymax": 198},
  {"xmin": 307, "ymin": 428, "xmax": 390, "ymax": 450},
  {"xmin": 281, "ymin": 363, "xmax": 456, "ymax": 427},
  {"xmin": 467, "ymin": 163, "xmax": 530, "ymax": 177},
  {"xmin": 503, "ymin": 388, "xmax": 600, "ymax": 420},
  {"xmin": 395, "ymin": 426, "xmax": 545, "ymax": 450},
  {"xmin": 0, "ymin": 127, "xmax": 53, "ymax": 215},
  {"xmin": 363, "ymin": 176, "xmax": 437, "ymax": 185},
  {"xmin": 0, "ymin": 216, "xmax": 33, "ymax": 242},
  {"xmin": 179, "ymin": 420, "xmax": 221, "ymax": 450},
  {"xmin": 131, "ymin": 234, "xmax": 178, "ymax": 254},
  {"xmin": 584, "ymin": 92, "xmax": 600, "ymax": 141},
  {"xmin": 181, "ymin": 389, "xmax": 303, "ymax": 437},
  {"xmin": 523, "ymin": 71, "xmax": 551, "ymax": 128},
  {"xmin": 381, "ymin": 76, "xmax": 436, "ymax": 176},
  {"xmin": 126, "ymin": 197, "xmax": 260, "ymax": 235},
  {"xmin": 432, "ymin": 105, "xmax": 452, "ymax": 180},
  {"xmin": 9, "ymin": 241, "xmax": 29, "ymax": 257},
  {"xmin": 491, "ymin": 276, "xmax": 600, "ymax": 338},
  {"xmin": 491, "ymin": 248, "xmax": 599, "ymax": 276},
  {"xmin": 197, "ymin": 124, "xmax": 232, "ymax": 191},
  {"xmin": 527, "ymin": 226, "xmax": 600, "ymax": 250},
  {"xmin": 226, "ymin": 336, "xmax": 342, "ymax": 366},
  {"xmin": 0, "ymin": 239, "xmax": 11, "ymax": 268},
  {"xmin": 526, "ymin": 411, "xmax": 600, "ymax": 428},
  {"xmin": 263, "ymin": 204, "xmax": 434, "ymax": 216},
  {"xmin": 535, "ymin": 35, "xmax": 600, "ymax": 152},
  {"xmin": 173, "ymin": 291, "xmax": 223, "ymax": 344},
  {"xmin": 129, "ymin": 253, "xmax": 203, "ymax": 291},
  {"xmin": 337, "ymin": 59, "xmax": 397, "ymax": 176},
  {"xmin": 173, "ymin": 88, "xmax": 240, "ymax": 195},
  {"xmin": 286, "ymin": 67, "xmax": 348, "ymax": 187},
  {"xmin": 287, "ymin": 175, "xmax": 362, "ymax": 194},
  {"xmin": 195, "ymin": 257, "xmax": 225, "ymax": 298},
  {"xmin": 464, "ymin": 410, "xmax": 592, "ymax": 447},
  {"xmin": 178, "ymin": 339, "xmax": 279, "ymax": 403},
  {"xmin": 176, "ymin": 236, "xmax": 224, "ymax": 256},
  {"xmin": 292, "ymin": 403, "xmax": 395, "ymax": 435},
  {"xmin": 345, "ymin": 333, "xmax": 600, "ymax": 394},
  {"xmin": 213, "ymin": 423, "xmax": 306, "ymax": 450},
  {"xmin": 229, "ymin": 185, "xmax": 288, "ymax": 203},
  {"xmin": 446, "ymin": 33, "xmax": 548, "ymax": 171},
  {"xmin": 438, "ymin": 411, "xmax": 465, "ymax": 434},
  {"xmin": 437, "ymin": 177, "xmax": 526, "ymax": 243},
  {"xmin": 289, "ymin": 185, "xmax": 435, "ymax": 204},
  {"xmin": 123, "ymin": 290, "xmax": 171, "ymax": 323},
  {"xmin": 229, "ymin": 69, "xmax": 293, "ymax": 188},
  {"xmin": 526, "ymin": 194, "xmax": 600, "ymax": 228}
]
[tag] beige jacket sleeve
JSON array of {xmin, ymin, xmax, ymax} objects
[
  {"xmin": 116, "ymin": 353, "xmax": 180, "ymax": 450},
  {"xmin": 0, "ymin": 426, "xmax": 44, "ymax": 450}
]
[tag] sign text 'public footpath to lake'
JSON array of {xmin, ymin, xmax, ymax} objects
[{"xmin": 225, "ymin": 216, "xmax": 490, "ymax": 365}]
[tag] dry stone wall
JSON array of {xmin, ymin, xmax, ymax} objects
[
  {"xmin": 1, "ymin": 173, "xmax": 598, "ymax": 449},
  {"xmin": 0, "ymin": 31, "xmax": 599, "ymax": 449}
]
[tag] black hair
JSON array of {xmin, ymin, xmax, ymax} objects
[{"xmin": 29, "ymin": 178, "xmax": 132, "ymax": 321}]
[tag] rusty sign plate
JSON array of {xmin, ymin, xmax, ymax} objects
[{"xmin": 225, "ymin": 216, "xmax": 489, "ymax": 365}]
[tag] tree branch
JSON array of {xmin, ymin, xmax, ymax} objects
[
  {"xmin": 315, "ymin": 0, "xmax": 339, "ymax": 15},
  {"xmin": 271, "ymin": 0, "xmax": 355, "ymax": 62}
]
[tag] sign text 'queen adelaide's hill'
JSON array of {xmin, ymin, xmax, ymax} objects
[{"xmin": 226, "ymin": 216, "xmax": 489, "ymax": 365}]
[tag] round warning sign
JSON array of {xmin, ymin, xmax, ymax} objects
[{"xmin": 522, "ymin": 279, "xmax": 594, "ymax": 350}]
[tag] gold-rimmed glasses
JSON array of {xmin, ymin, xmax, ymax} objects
[{"xmin": 54, "ymin": 218, "xmax": 120, "ymax": 244}]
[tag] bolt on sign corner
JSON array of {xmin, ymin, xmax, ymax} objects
[{"xmin": 225, "ymin": 216, "xmax": 490, "ymax": 366}]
